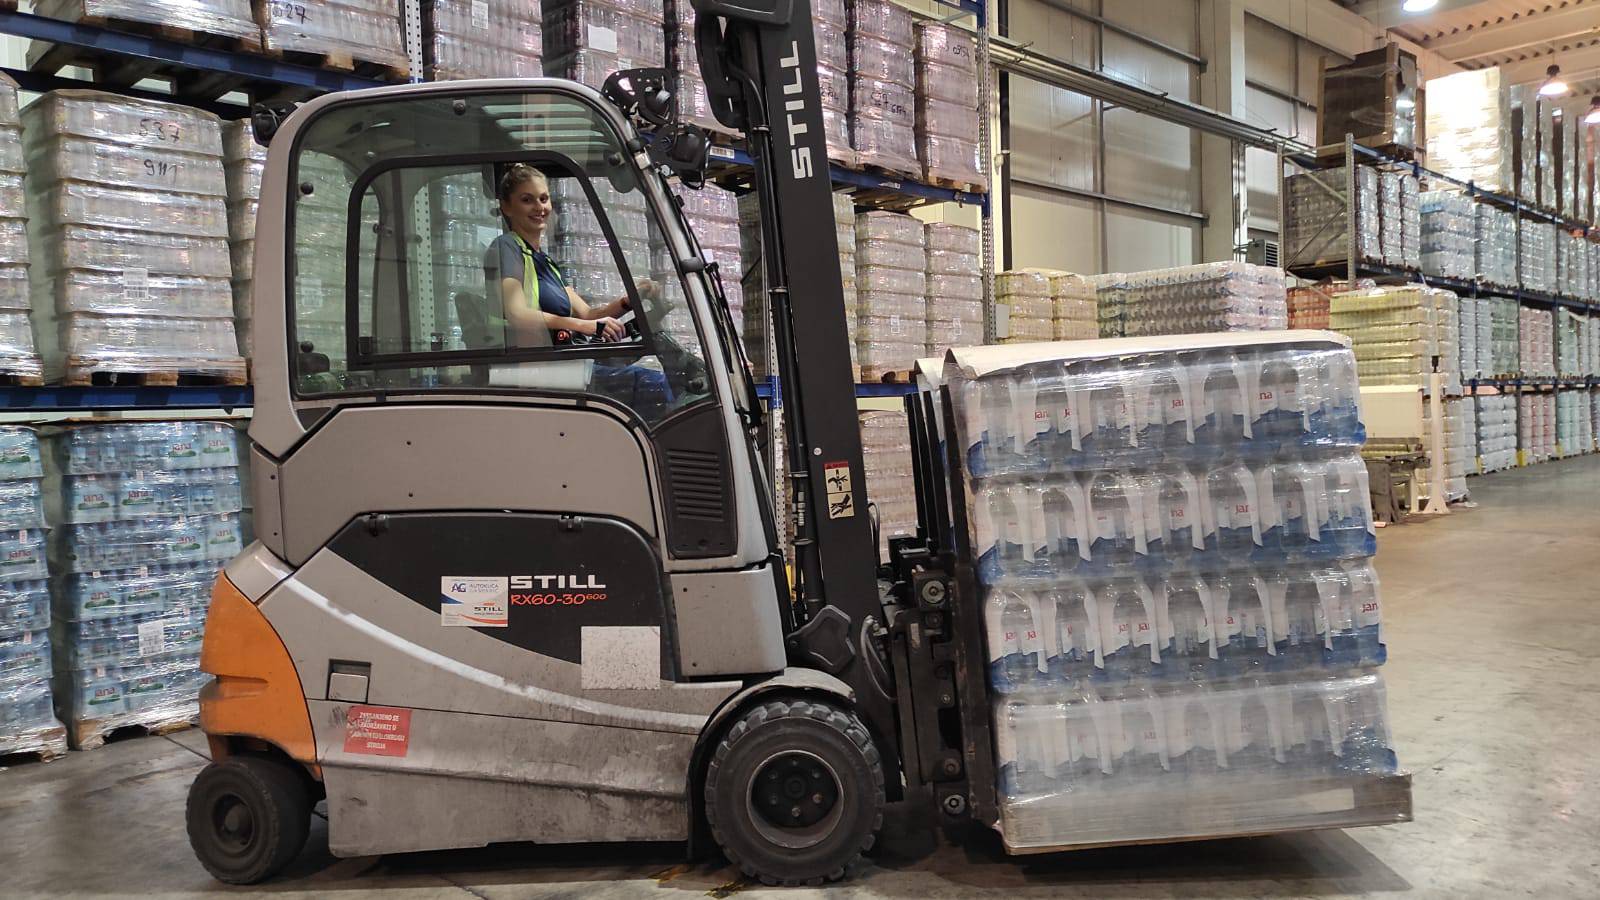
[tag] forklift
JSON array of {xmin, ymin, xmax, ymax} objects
[{"xmin": 186, "ymin": 0, "xmax": 996, "ymax": 887}]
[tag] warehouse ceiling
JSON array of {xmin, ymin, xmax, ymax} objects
[{"xmin": 1337, "ymin": 0, "xmax": 1600, "ymax": 99}]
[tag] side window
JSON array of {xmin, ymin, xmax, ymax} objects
[{"xmin": 287, "ymin": 92, "xmax": 719, "ymax": 427}]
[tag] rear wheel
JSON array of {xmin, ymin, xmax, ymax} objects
[
  {"xmin": 705, "ymin": 699, "xmax": 884, "ymax": 886},
  {"xmin": 186, "ymin": 755, "xmax": 311, "ymax": 884}
]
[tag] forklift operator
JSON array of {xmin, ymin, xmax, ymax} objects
[{"xmin": 487, "ymin": 163, "xmax": 649, "ymax": 347}]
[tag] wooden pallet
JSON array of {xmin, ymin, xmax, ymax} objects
[
  {"xmin": 861, "ymin": 366, "xmax": 916, "ymax": 385},
  {"xmin": 62, "ymin": 358, "xmax": 250, "ymax": 388},
  {"xmin": 923, "ymin": 170, "xmax": 988, "ymax": 195},
  {"xmin": 259, "ymin": 43, "xmax": 410, "ymax": 82},
  {"xmin": 0, "ymin": 370, "xmax": 44, "ymax": 387},
  {"xmin": 0, "ymin": 0, "xmax": 17, "ymax": 13},
  {"xmin": 69, "ymin": 713, "xmax": 195, "ymax": 752},
  {"xmin": 0, "ymin": 726, "xmax": 70, "ymax": 765}
]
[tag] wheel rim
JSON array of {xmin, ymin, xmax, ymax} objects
[
  {"xmin": 211, "ymin": 793, "xmax": 257, "ymax": 858},
  {"xmin": 745, "ymin": 750, "xmax": 845, "ymax": 850}
]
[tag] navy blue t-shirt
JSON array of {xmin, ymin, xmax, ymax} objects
[{"xmin": 485, "ymin": 233, "xmax": 572, "ymax": 317}]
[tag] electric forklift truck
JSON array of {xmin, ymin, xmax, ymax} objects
[{"xmin": 185, "ymin": 0, "xmax": 998, "ymax": 886}]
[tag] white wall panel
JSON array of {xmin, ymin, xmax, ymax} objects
[
  {"xmin": 1010, "ymin": 184, "xmax": 1100, "ymax": 274},
  {"xmin": 1008, "ymin": 0, "xmax": 1099, "ymax": 192},
  {"xmin": 1106, "ymin": 208, "xmax": 1196, "ymax": 272},
  {"xmin": 1101, "ymin": 0, "xmax": 1198, "ymax": 55},
  {"xmin": 1102, "ymin": 31, "xmax": 1199, "ymax": 213}
]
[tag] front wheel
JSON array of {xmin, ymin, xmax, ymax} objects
[
  {"xmin": 704, "ymin": 699, "xmax": 885, "ymax": 886},
  {"xmin": 186, "ymin": 755, "xmax": 312, "ymax": 884}
]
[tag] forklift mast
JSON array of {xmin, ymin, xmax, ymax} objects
[{"xmin": 691, "ymin": 1, "xmax": 898, "ymax": 747}]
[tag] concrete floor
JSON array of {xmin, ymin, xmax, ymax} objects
[{"xmin": 3, "ymin": 459, "xmax": 1599, "ymax": 898}]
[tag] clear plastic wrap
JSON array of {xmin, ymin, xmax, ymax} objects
[
  {"xmin": 0, "ymin": 79, "xmax": 41, "ymax": 383},
  {"xmin": 49, "ymin": 421, "xmax": 242, "ymax": 474},
  {"xmin": 543, "ymin": 0, "xmax": 664, "ymax": 89},
  {"xmin": 1101, "ymin": 263, "xmax": 1288, "ymax": 338},
  {"xmin": 23, "ymin": 135, "xmax": 227, "ymax": 198},
  {"xmin": 0, "ymin": 126, "xmax": 23, "ymax": 175},
  {"xmin": 1282, "ymin": 166, "xmax": 1379, "ymax": 268},
  {"xmin": 1518, "ymin": 392, "xmax": 1555, "ymax": 463},
  {"xmin": 29, "ymin": 0, "xmax": 258, "ymax": 41},
  {"xmin": 1474, "ymin": 204, "xmax": 1517, "ymax": 287},
  {"xmin": 21, "ymin": 90, "xmax": 225, "ymax": 157},
  {"xmin": 1476, "ymin": 393, "xmax": 1515, "ymax": 473},
  {"xmin": 1519, "ymin": 221, "xmax": 1557, "ymax": 294},
  {"xmin": 1, "ymin": 562, "xmax": 67, "ymax": 758},
  {"xmin": 947, "ymin": 335, "xmax": 1402, "ymax": 851},
  {"xmin": 1519, "ymin": 306, "xmax": 1554, "ymax": 377},
  {"xmin": 916, "ymin": 20, "xmax": 976, "ymax": 75},
  {"xmin": 849, "ymin": 0, "xmax": 917, "ymax": 174},
  {"xmin": 1418, "ymin": 190, "xmax": 1474, "ymax": 281},
  {"xmin": 27, "ymin": 181, "xmax": 229, "ymax": 239},
  {"xmin": 260, "ymin": 0, "xmax": 409, "ymax": 71},
  {"xmin": 1424, "ymin": 69, "xmax": 1513, "ymax": 194},
  {"xmin": 926, "ymin": 222, "xmax": 980, "ymax": 256},
  {"xmin": 424, "ymin": 0, "xmax": 542, "ymax": 80}
]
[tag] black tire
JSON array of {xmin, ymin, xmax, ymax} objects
[
  {"xmin": 186, "ymin": 755, "xmax": 312, "ymax": 885},
  {"xmin": 705, "ymin": 699, "xmax": 885, "ymax": 887}
]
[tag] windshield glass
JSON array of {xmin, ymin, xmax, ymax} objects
[{"xmin": 286, "ymin": 89, "xmax": 714, "ymax": 425}]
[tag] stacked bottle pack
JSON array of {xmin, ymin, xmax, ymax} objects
[
  {"xmin": 1556, "ymin": 310, "xmax": 1582, "ymax": 377},
  {"xmin": 257, "ymin": 0, "xmax": 408, "ymax": 74},
  {"xmin": 0, "ymin": 76, "xmax": 43, "ymax": 382},
  {"xmin": 44, "ymin": 422, "xmax": 243, "ymax": 750},
  {"xmin": 994, "ymin": 270, "xmax": 1053, "ymax": 344},
  {"xmin": 1475, "ymin": 394, "xmax": 1515, "ymax": 473},
  {"xmin": 1456, "ymin": 296, "xmax": 1492, "ymax": 379},
  {"xmin": 655, "ymin": 184, "xmax": 742, "ymax": 356},
  {"xmin": 23, "ymin": 92, "xmax": 245, "ymax": 384},
  {"xmin": 1474, "ymin": 204, "xmax": 1516, "ymax": 287},
  {"xmin": 1488, "ymin": 297, "xmax": 1518, "ymax": 375},
  {"xmin": 1518, "ymin": 221, "xmax": 1556, "ymax": 295},
  {"xmin": 946, "ymin": 335, "xmax": 1401, "ymax": 850},
  {"xmin": 543, "ymin": 0, "xmax": 665, "ymax": 93},
  {"xmin": 1287, "ymin": 286, "xmax": 1333, "ymax": 331},
  {"xmin": 848, "ymin": 0, "xmax": 918, "ymax": 176},
  {"xmin": 1330, "ymin": 285, "xmax": 1459, "ymax": 393},
  {"xmin": 1557, "ymin": 234, "xmax": 1593, "ymax": 301},
  {"xmin": 1519, "ymin": 306, "xmax": 1554, "ymax": 377},
  {"xmin": 222, "ymin": 120, "xmax": 264, "ymax": 358},
  {"xmin": 925, "ymin": 223, "xmax": 982, "ymax": 357},
  {"xmin": 548, "ymin": 178, "xmax": 651, "ymax": 308},
  {"xmin": 838, "ymin": 194, "xmax": 860, "ymax": 377},
  {"xmin": 0, "ymin": 428, "xmax": 65, "ymax": 759},
  {"xmin": 1378, "ymin": 173, "xmax": 1403, "ymax": 269},
  {"xmin": 1052, "ymin": 272, "xmax": 1097, "ymax": 341},
  {"xmin": 290, "ymin": 149, "xmax": 362, "ymax": 377},
  {"xmin": 1416, "ymin": 398, "xmax": 1469, "ymax": 502},
  {"xmin": 1283, "ymin": 166, "xmax": 1379, "ymax": 268},
  {"xmin": 28, "ymin": 0, "xmax": 258, "ymax": 46},
  {"xmin": 855, "ymin": 211, "xmax": 927, "ymax": 380},
  {"xmin": 861, "ymin": 410, "xmax": 915, "ymax": 561},
  {"xmin": 813, "ymin": 0, "xmax": 852, "ymax": 157},
  {"xmin": 1110, "ymin": 263, "xmax": 1287, "ymax": 338},
  {"xmin": 424, "ymin": 0, "xmax": 542, "ymax": 81},
  {"xmin": 914, "ymin": 22, "xmax": 984, "ymax": 189},
  {"xmin": 1592, "ymin": 394, "xmax": 1600, "ymax": 457},
  {"xmin": 1418, "ymin": 191, "xmax": 1474, "ymax": 281},
  {"xmin": 665, "ymin": 1, "xmax": 717, "ymax": 131},
  {"xmin": 1556, "ymin": 391, "xmax": 1593, "ymax": 457},
  {"xmin": 430, "ymin": 170, "xmax": 494, "ymax": 354},
  {"xmin": 1518, "ymin": 393, "xmax": 1554, "ymax": 464}
]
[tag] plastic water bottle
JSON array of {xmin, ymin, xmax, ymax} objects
[
  {"xmin": 1267, "ymin": 458, "xmax": 1329, "ymax": 561},
  {"xmin": 1191, "ymin": 350, "xmax": 1252, "ymax": 454},
  {"xmin": 1146, "ymin": 469, "xmax": 1204, "ymax": 565},
  {"xmin": 1135, "ymin": 357, "xmax": 1194, "ymax": 461},
  {"xmin": 1214, "ymin": 570, "xmax": 1273, "ymax": 678},
  {"xmin": 1253, "ymin": 349, "xmax": 1307, "ymax": 448},
  {"xmin": 1044, "ymin": 583, "xmax": 1097, "ymax": 683},
  {"xmin": 1111, "ymin": 685, "xmax": 1170, "ymax": 779},
  {"xmin": 1082, "ymin": 359, "xmax": 1137, "ymax": 460},
  {"xmin": 969, "ymin": 375, "xmax": 1014, "ymax": 477},
  {"xmin": 1344, "ymin": 561, "xmax": 1385, "ymax": 666},
  {"xmin": 1161, "ymin": 576, "xmax": 1214, "ymax": 682},
  {"xmin": 1324, "ymin": 454, "xmax": 1376, "ymax": 558},
  {"xmin": 1040, "ymin": 363, "xmax": 1084, "ymax": 467},
  {"xmin": 1166, "ymin": 687, "xmax": 1222, "ymax": 774},
  {"xmin": 1204, "ymin": 460, "xmax": 1261, "ymax": 563},
  {"xmin": 1040, "ymin": 481, "xmax": 1086, "ymax": 574},
  {"xmin": 1087, "ymin": 472, "xmax": 1146, "ymax": 569},
  {"xmin": 1270, "ymin": 569, "xmax": 1324, "ymax": 673},
  {"xmin": 1098, "ymin": 578, "xmax": 1159, "ymax": 681},
  {"xmin": 985, "ymin": 589, "xmax": 1045, "ymax": 693}
]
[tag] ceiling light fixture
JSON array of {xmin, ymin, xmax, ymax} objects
[
  {"xmin": 1401, "ymin": 0, "xmax": 1439, "ymax": 12},
  {"xmin": 1586, "ymin": 96, "xmax": 1600, "ymax": 125},
  {"xmin": 1538, "ymin": 64, "xmax": 1569, "ymax": 98}
]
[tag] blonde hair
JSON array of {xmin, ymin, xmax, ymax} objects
[{"xmin": 498, "ymin": 163, "xmax": 548, "ymax": 201}]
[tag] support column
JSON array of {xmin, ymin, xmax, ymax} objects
[{"xmin": 1198, "ymin": 0, "xmax": 1248, "ymax": 263}]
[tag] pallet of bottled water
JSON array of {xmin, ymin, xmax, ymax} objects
[
  {"xmin": 0, "ymin": 427, "xmax": 68, "ymax": 760},
  {"xmin": 43, "ymin": 421, "xmax": 244, "ymax": 750},
  {"xmin": 944, "ymin": 332, "xmax": 1410, "ymax": 851}
]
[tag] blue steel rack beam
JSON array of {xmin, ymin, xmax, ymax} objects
[
  {"xmin": 707, "ymin": 144, "xmax": 987, "ymax": 210},
  {"xmin": 0, "ymin": 386, "xmax": 254, "ymax": 412},
  {"xmin": 0, "ymin": 10, "xmax": 393, "ymax": 96}
]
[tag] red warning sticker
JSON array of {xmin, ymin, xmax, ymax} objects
[{"xmin": 342, "ymin": 704, "xmax": 412, "ymax": 757}]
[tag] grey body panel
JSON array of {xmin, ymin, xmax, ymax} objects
[
  {"xmin": 274, "ymin": 403, "xmax": 659, "ymax": 566},
  {"xmin": 222, "ymin": 541, "xmax": 293, "ymax": 601},
  {"xmin": 671, "ymin": 567, "xmax": 786, "ymax": 676},
  {"xmin": 310, "ymin": 701, "xmax": 692, "ymax": 855},
  {"xmin": 247, "ymin": 446, "xmax": 285, "ymax": 559},
  {"xmin": 258, "ymin": 551, "xmax": 740, "ymax": 727}
]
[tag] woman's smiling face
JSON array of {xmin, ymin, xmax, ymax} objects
[{"xmin": 501, "ymin": 177, "xmax": 553, "ymax": 240}]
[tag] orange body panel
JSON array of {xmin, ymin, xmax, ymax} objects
[{"xmin": 199, "ymin": 574, "xmax": 319, "ymax": 774}]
